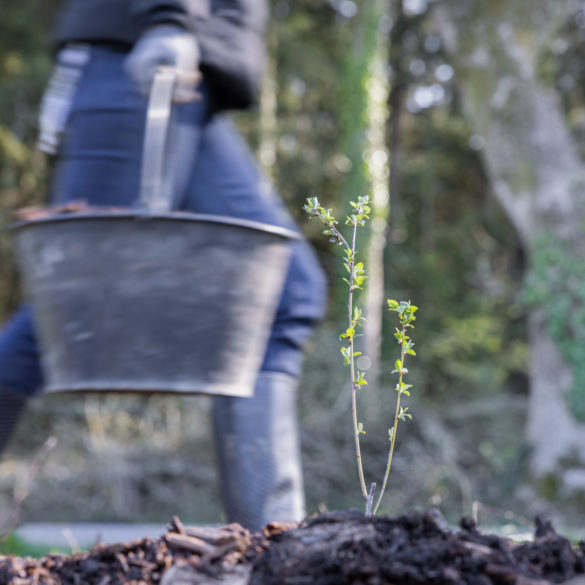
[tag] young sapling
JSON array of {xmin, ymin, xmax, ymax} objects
[{"xmin": 304, "ymin": 195, "xmax": 417, "ymax": 516}]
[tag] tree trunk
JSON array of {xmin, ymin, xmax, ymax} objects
[
  {"xmin": 337, "ymin": 0, "xmax": 391, "ymax": 393},
  {"xmin": 432, "ymin": 0, "xmax": 585, "ymax": 481},
  {"xmin": 363, "ymin": 0, "xmax": 391, "ymax": 392}
]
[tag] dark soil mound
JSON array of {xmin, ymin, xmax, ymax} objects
[{"xmin": 1, "ymin": 509, "xmax": 584, "ymax": 584}]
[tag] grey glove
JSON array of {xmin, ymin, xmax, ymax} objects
[{"xmin": 124, "ymin": 24, "xmax": 201, "ymax": 103}]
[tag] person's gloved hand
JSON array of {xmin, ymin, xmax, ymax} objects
[{"xmin": 125, "ymin": 24, "xmax": 201, "ymax": 102}]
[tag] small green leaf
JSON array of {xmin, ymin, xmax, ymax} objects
[
  {"xmin": 340, "ymin": 327, "xmax": 355, "ymax": 340},
  {"xmin": 340, "ymin": 346, "xmax": 351, "ymax": 365}
]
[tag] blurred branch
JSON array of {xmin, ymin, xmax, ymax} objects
[
  {"xmin": 0, "ymin": 436, "xmax": 57, "ymax": 542},
  {"xmin": 387, "ymin": 0, "xmax": 408, "ymax": 221}
]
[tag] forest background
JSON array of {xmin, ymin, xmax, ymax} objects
[{"xmin": 1, "ymin": 0, "xmax": 585, "ymax": 535}]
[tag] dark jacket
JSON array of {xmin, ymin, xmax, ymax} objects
[{"xmin": 54, "ymin": 0, "xmax": 268, "ymax": 110}]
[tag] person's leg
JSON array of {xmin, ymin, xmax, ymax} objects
[
  {"xmin": 0, "ymin": 306, "xmax": 44, "ymax": 456},
  {"xmin": 50, "ymin": 47, "xmax": 152, "ymax": 207},
  {"xmin": 212, "ymin": 371, "xmax": 304, "ymax": 532},
  {"xmin": 183, "ymin": 114, "xmax": 327, "ymax": 529},
  {"xmin": 51, "ymin": 46, "xmax": 211, "ymax": 209}
]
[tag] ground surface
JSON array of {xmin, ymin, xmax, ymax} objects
[{"xmin": 1, "ymin": 509, "xmax": 585, "ymax": 585}]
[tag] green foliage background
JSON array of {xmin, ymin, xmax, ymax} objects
[
  {"xmin": 1, "ymin": 0, "xmax": 585, "ymax": 529},
  {"xmin": 0, "ymin": 0, "xmax": 53, "ymax": 320}
]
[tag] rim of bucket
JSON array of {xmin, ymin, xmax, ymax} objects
[
  {"xmin": 9, "ymin": 210, "xmax": 302, "ymax": 241},
  {"xmin": 42, "ymin": 379, "xmax": 254, "ymax": 397}
]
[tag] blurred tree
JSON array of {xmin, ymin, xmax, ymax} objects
[
  {"xmin": 256, "ymin": 5, "xmax": 279, "ymax": 178},
  {"xmin": 361, "ymin": 0, "xmax": 391, "ymax": 391},
  {"xmin": 5, "ymin": 0, "xmax": 579, "ymax": 522},
  {"xmin": 432, "ymin": 0, "xmax": 585, "ymax": 486},
  {"xmin": 0, "ymin": 0, "xmax": 54, "ymax": 321},
  {"xmin": 273, "ymin": 0, "xmax": 392, "ymax": 389}
]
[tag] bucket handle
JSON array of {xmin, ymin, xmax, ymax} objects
[{"xmin": 139, "ymin": 67, "xmax": 176, "ymax": 214}]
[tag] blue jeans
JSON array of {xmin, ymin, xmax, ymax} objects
[{"xmin": 0, "ymin": 46, "xmax": 326, "ymax": 398}]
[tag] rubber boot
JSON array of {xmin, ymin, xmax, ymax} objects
[
  {"xmin": 212, "ymin": 371, "xmax": 305, "ymax": 532},
  {"xmin": 0, "ymin": 390, "xmax": 28, "ymax": 458}
]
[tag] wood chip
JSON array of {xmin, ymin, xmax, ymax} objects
[
  {"xmin": 165, "ymin": 533, "xmax": 216, "ymax": 556},
  {"xmin": 171, "ymin": 516, "xmax": 187, "ymax": 535}
]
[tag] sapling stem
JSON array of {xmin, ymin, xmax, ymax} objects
[
  {"xmin": 373, "ymin": 301, "xmax": 416, "ymax": 514},
  {"xmin": 365, "ymin": 482, "xmax": 377, "ymax": 516},
  {"xmin": 347, "ymin": 216, "xmax": 369, "ymax": 504}
]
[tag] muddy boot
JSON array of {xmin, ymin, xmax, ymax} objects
[
  {"xmin": 0, "ymin": 390, "xmax": 28, "ymax": 458},
  {"xmin": 212, "ymin": 371, "xmax": 305, "ymax": 532}
]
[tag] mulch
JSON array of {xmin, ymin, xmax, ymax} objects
[{"xmin": 1, "ymin": 509, "xmax": 584, "ymax": 585}]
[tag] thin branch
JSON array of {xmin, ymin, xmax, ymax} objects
[
  {"xmin": 348, "ymin": 219, "xmax": 368, "ymax": 501},
  {"xmin": 1, "ymin": 436, "xmax": 58, "ymax": 542}
]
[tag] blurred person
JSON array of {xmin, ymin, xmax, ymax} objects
[{"xmin": 0, "ymin": 0, "xmax": 327, "ymax": 532}]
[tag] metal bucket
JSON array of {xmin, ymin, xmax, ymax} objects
[{"xmin": 10, "ymin": 68, "xmax": 296, "ymax": 398}]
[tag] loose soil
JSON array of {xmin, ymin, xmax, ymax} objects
[{"xmin": 1, "ymin": 509, "xmax": 585, "ymax": 585}]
